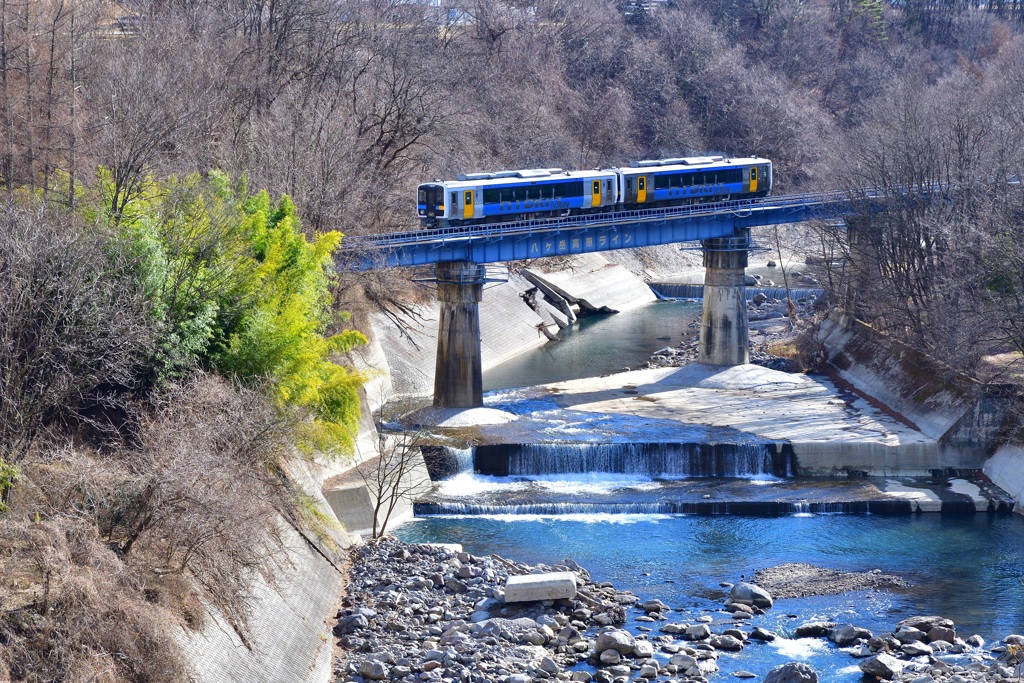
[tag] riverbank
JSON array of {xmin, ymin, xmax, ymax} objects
[{"xmin": 333, "ymin": 539, "xmax": 1024, "ymax": 683}]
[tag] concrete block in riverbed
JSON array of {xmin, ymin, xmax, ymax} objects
[{"xmin": 504, "ymin": 572, "xmax": 577, "ymax": 603}]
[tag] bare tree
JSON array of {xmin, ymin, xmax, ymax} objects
[
  {"xmin": 0, "ymin": 203, "xmax": 152, "ymax": 475},
  {"xmin": 356, "ymin": 397, "xmax": 432, "ymax": 539}
]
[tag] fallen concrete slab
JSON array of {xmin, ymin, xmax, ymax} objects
[{"xmin": 504, "ymin": 572, "xmax": 578, "ymax": 603}]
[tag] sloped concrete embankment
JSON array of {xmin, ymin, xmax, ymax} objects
[
  {"xmin": 181, "ymin": 463, "xmax": 351, "ymax": 683},
  {"xmin": 813, "ymin": 312, "xmax": 1011, "ymax": 475},
  {"xmin": 983, "ymin": 446, "xmax": 1024, "ymax": 514}
]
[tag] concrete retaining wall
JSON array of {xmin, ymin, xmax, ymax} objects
[
  {"xmin": 523, "ymin": 253, "xmax": 658, "ymax": 314},
  {"xmin": 814, "ymin": 312, "xmax": 1008, "ymax": 468},
  {"xmin": 323, "ymin": 448, "xmax": 432, "ymax": 539},
  {"xmin": 984, "ymin": 445, "xmax": 1024, "ymax": 514},
  {"xmin": 181, "ymin": 463, "xmax": 350, "ymax": 683}
]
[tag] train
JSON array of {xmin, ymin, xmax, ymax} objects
[{"xmin": 416, "ymin": 155, "xmax": 772, "ymax": 228}]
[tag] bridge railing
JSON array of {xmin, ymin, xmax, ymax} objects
[{"xmin": 343, "ymin": 190, "xmax": 856, "ymax": 251}]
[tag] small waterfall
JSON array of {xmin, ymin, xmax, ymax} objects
[
  {"xmin": 475, "ymin": 442, "xmax": 793, "ymax": 478},
  {"xmin": 649, "ymin": 283, "xmax": 822, "ymax": 301},
  {"xmin": 421, "ymin": 445, "xmax": 476, "ymax": 480},
  {"xmin": 415, "ymin": 499, "xmax": 919, "ymax": 517}
]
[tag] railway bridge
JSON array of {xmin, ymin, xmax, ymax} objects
[{"xmin": 340, "ymin": 191, "xmax": 858, "ymax": 408}]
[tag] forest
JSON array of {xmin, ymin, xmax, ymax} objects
[{"xmin": 1, "ymin": 0, "xmax": 1023, "ymax": 679}]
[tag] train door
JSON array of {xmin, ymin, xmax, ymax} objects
[
  {"xmin": 637, "ymin": 175, "xmax": 648, "ymax": 203},
  {"xmin": 591, "ymin": 180, "xmax": 602, "ymax": 208},
  {"xmin": 463, "ymin": 189, "xmax": 475, "ymax": 219},
  {"xmin": 749, "ymin": 167, "xmax": 758, "ymax": 194}
]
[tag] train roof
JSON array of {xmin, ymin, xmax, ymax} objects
[
  {"xmin": 621, "ymin": 156, "xmax": 769, "ymax": 173},
  {"xmin": 419, "ymin": 156, "xmax": 771, "ymax": 188},
  {"xmin": 420, "ymin": 168, "xmax": 616, "ymax": 189}
]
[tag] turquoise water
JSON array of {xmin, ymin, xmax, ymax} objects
[
  {"xmin": 396, "ymin": 513, "xmax": 1024, "ymax": 680},
  {"xmin": 483, "ymin": 300, "xmax": 702, "ymax": 391}
]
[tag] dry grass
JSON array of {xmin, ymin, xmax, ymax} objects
[{"xmin": 0, "ymin": 373, "xmax": 302, "ymax": 683}]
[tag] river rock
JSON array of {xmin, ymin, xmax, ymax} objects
[
  {"xmin": 729, "ymin": 582, "xmax": 774, "ymax": 608},
  {"xmin": 897, "ymin": 616, "xmax": 954, "ymax": 633},
  {"xmin": 632, "ymin": 640, "xmax": 655, "ymax": 658},
  {"xmin": 902, "ymin": 641, "xmax": 934, "ymax": 657},
  {"xmin": 334, "ymin": 613, "xmax": 369, "ymax": 635},
  {"xmin": 830, "ymin": 624, "xmax": 873, "ymax": 646},
  {"xmin": 641, "ymin": 599, "xmax": 669, "ymax": 614},
  {"xmin": 599, "ymin": 649, "xmax": 621, "ymax": 665},
  {"xmin": 796, "ymin": 621, "xmax": 837, "ymax": 637},
  {"xmin": 894, "ymin": 627, "xmax": 927, "ymax": 644},
  {"xmin": 685, "ymin": 624, "xmax": 712, "ymax": 640},
  {"xmin": 860, "ymin": 653, "xmax": 904, "ymax": 680},
  {"xmin": 358, "ymin": 659, "xmax": 389, "ymax": 680},
  {"xmin": 710, "ymin": 634, "xmax": 744, "ymax": 651},
  {"xmin": 750, "ymin": 627, "xmax": 778, "ymax": 641},
  {"xmin": 926, "ymin": 625, "xmax": 956, "ymax": 643},
  {"xmin": 596, "ymin": 629, "xmax": 635, "ymax": 654},
  {"xmin": 670, "ymin": 654, "xmax": 698, "ymax": 669},
  {"xmin": 763, "ymin": 662, "xmax": 819, "ymax": 683},
  {"xmin": 639, "ymin": 664, "xmax": 659, "ymax": 678},
  {"xmin": 660, "ymin": 623, "xmax": 687, "ymax": 634}
]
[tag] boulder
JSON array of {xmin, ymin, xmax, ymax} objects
[
  {"xmin": 669, "ymin": 654, "xmax": 698, "ymax": 669},
  {"xmin": 685, "ymin": 623, "xmax": 712, "ymax": 640},
  {"xmin": 729, "ymin": 582, "xmax": 774, "ymax": 609},
  {"xmin": 896, "ymin": 616, "xmax": 953, "ymax": 633},
  {"xmin": 901, "ymin": 641, "xmax": 934, "ymax": 657},
  {"xmin": 632, "ymin": 640, "xmax": 655, "ymax": 658},
  {"xmin": 750, "ymin": 627, "xmax": 778, "ymax": 642},
  {"xmin": 599, "ymin": 649, "xmax": 621, "ymax": 665},
  {"xmin": 358, "ymin": 659, "xmax": 389, "ymax": 681},
  {"xmin": 709, "ymin": 634, "xmax": 744, "ymax": 651},
  {"xmin": 926, "ymin": 626, "xmax": 956, "ymax": 644},
  {"xmin": 753, "ymin": 292, "xmax": 768, "ymax": 306},
  {"xmin": 859, "ymin": 653, "xmax": 904, "ymax": 680},
  {"xmin": 640, "ymin": 599, "xmax": 670, "ymax": 614},
  {"xmin": 595, "ymin": 629, "xmax": 635, "ymax": 654},
  {"xmin": 796, "ymin": 621, "xmax": 837, "ymax": 638},
  {"xmin": 830, "ymin": 624, "xmax": 873, "ymax": 646},
  {"xmin": 894, "ymin": 627, "xmax": 927, "ymax": 644},
  {"xmin": 763, "ymin": 662, "xmax": 819, "ymax": 683}
]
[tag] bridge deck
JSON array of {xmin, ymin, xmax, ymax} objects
[{"xmin": 339, "ymin": 191, "xmax": 856, "ymax": 269}]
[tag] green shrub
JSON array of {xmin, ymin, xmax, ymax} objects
[{"xmin": 103, "ymin": 171, "xmax": 367, "ymax": 458}]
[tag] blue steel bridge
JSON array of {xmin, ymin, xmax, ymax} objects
[
  {"xmin": 339, "ymin": 189, "xmax": 858, "ymax": 409},
  {"xmin": 339, "ymin": 190, "xmax": 856, "ymax": 269}
]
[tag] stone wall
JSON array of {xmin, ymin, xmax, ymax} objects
[{"xmin": 814, "ymin": 312, "xmax": 1009, "ymax": 469}]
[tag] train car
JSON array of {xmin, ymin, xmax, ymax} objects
[
  {"xmin": 417, "ymin": 167, "xmax": 616, "ymax": 228},
  {"xmin": 617, "ymin": 156, "xmax": 772, "ymax": 208}
]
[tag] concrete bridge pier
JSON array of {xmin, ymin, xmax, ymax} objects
[
  {"xmin": 699, "ymin": 230, "xmax": 750, "ymax": 366},
  {"xmin": 433, "ymin": 261, "xmax": 486, "ymax": 408}
]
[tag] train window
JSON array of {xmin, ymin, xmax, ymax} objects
[
  {"xmin": 464, "ymin": 191, "xmax": 473, "ymax": 205},
  {"xmin": 592, "ymin": 180, "xmax": 601, "ymax": 195},
  {"xmin": 655, "ymin": 176, "xmax": 670, "ymax": 190},
  {"xmin": 751, "ymin": 168, "xmax": 758, "ymax": 181},
  {"xmin": 451, "ymin": 192, "xmax": 457, "ymax": 208},
  {"xmin": 418, "ymin": 189, "xmax": 426, "ymax": 203},
  {"xmin": 638, "ymin": 177, "xmax": 646, "ymax": 191},
  {"xmin": 626, "ymin": 178, "xmax": 632, "ymax": 190},
  {"xmin": 483, "ymin": 188, "xmax": 499, "ymax": 204}
]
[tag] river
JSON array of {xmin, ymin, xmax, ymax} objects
[{"xmin": 398, "ymin": 300, "xmax": 1024, "ymax": 681}]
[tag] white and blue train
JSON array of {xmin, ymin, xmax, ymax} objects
[{"xmin": 417, "ymin": 155, "xmax": 772, "ymax": 228}]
